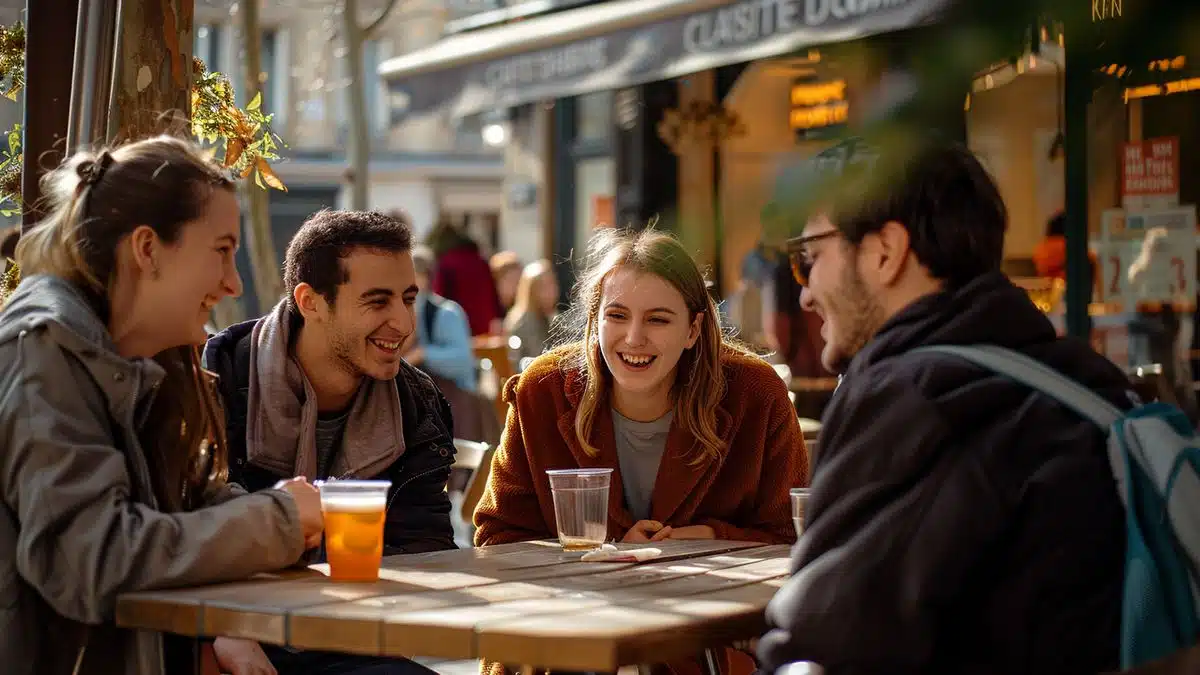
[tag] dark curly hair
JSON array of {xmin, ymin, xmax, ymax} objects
[{"xmin": 282, "ymin": 209, "xmax": 413, "ymax": 317}]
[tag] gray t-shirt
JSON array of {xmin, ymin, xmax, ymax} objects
[
  {"xmin": 314, "ymin": 409, "xmax": 351, "ymax": 480},
  {"xmin": 612, "ymin": 408, "xmax": 673, "ymax": 521}
]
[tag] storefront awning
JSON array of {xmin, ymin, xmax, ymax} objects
[{"xmin": 380, "ymin": 0, "xmax": 952, "ymax": 119}]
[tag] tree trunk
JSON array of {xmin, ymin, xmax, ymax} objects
[
  {"xmin": 342, "ymin": 0, "xmax": 370, "ymax": 210},
  {"xmin": 107, "ymin": 0, "xmax": 192, "ymax": 141},
  {"xmin": 22, "ymin": 0, "xmax": 80, "ymax": 230},
  {"xmin": 239, "ymin": 0, "xmax": 282, "ymax": 315}
]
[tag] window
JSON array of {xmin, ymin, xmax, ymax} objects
[
  {"xmin": 576, "ymin": 91, "xmax": 612, "ymax": 141},
  {"xmin": 335, "ymin": 40, "xmax": 387, "ymax": 141},
  {"xmin": 363, "ymin": 40, "xmax": 385, "ymax": 135},
  {"xmin": 258, "ymin": 29, "xmax": 277, "ymax": 110},
  {"xmin": 194, "ymin": 24, "xmax": 222, "ymax": 73},
  {"xmin": 574, "ymin": 157, "xmax": 616, "ymax": 252}
]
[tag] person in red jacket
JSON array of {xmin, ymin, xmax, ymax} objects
[
  {"xmin": 474, "ymin": 227, "xmax": 810, "ymax": 675},
  {"xmin": 425, "ymin": 215, "xmax": 501, "ymax": 336}
]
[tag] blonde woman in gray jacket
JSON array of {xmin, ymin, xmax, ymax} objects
[{"xmin": 0, "ymin": 136, "xmax": 324, "ymax": 675}]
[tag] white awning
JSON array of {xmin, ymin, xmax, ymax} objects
[
  {"xmin": 381, "ymin": 0, "xmax": 951, "ymax": 119},
  {"xmin": 380, "ymin": 0, "xmax": 729, "ymax": 81}
]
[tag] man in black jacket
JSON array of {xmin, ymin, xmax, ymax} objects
[
  {"xmin": 204, "ymin": 209, "xmax": 455, "ymax": 675},
  {"xmin": 758, "ymin": 137, "xmax": 1132, "ymax": 675}
]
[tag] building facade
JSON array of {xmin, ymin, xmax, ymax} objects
[
  {"xmin": 194, "ymin": 0, "xmax": 505, "ymax": 309},
  {"xmin": 379, "ymin": 0, "xmax": 956, "ymax": 298}
]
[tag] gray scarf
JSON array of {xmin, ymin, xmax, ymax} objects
[{"xmin": 245, "ymin": 300, "xmax": 406, "ymax": 480}]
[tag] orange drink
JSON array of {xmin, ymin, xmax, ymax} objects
[{"xmin": 318, "ymin": 480, "xmax": 391, "ymax": 581}]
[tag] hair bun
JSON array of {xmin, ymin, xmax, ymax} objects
[{"xmin": 76, "ymin": 150, "xmax": 115, "ymax": 187}]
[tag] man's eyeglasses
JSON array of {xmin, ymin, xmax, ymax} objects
[{"xmin": 785, "ymin": 230, "xmax": 841, "ymax": 287}]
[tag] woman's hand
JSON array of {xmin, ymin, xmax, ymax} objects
[
  {"xmin": 275, "ymin": 477, "xmax": 323, "ymax": 549},
  {"xmin": 663, "ymin": 525, "xmax": 716, "ymax": 540},
  {"xmin": 623, "ymin": 519, "xmax": 672, "ymax": 542},
  {"xmin": 212, "ymin": 638, "xmax": 278, "ymax": 675}
]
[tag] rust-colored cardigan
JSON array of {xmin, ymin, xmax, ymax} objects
[{"xmin": 474, "ymin": 345, "xmax": 810, "ymax": 546}]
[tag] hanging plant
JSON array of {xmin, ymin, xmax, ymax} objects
[
  {"xmin": 0, "ymin": 20, "xmax": 23, "ymax": 219},
  {"xmin": 190, "ymin": 57, "xmax": 287, "ymax": 192},
  {"xmin": 0, "ymin": 123, "xmax": 19, "ymax": 217},
  {"xmin": 0, "ymin": 20, "xmax": 24, "ymax": 102}
]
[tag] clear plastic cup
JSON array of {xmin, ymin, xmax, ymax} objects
[
  {"xmin": 546, "ymin": 468, "xmax": 612, "ymax": 551},
  {"xmin": 790, "ymin": 488, "xmax": 811, "ymax": 538},
  {"xmin": 318, "ymin": 480, "xmax": 391, "ymax": 581}
]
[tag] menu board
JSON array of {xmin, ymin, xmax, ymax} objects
[{"xmin": 1098, "ymin": 205, "xmax": 1197, "ymax": 308}]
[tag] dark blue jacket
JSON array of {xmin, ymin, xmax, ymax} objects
[{"xmin": 203, "ymin": 318, "xmax": 457, "ymax": 555}]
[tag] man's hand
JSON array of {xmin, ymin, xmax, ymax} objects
[
  {"xmin": 212, "ymin": 638, "xmax": 277, "ymax": 675},
  {"xmin": 623, "ymin": 520, "xmax": 672, "ymax": 542}
]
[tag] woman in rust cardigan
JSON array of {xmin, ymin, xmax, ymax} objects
[{"xmin": 473, "ymin": 228, "xmax": 809, "ymax": 674}]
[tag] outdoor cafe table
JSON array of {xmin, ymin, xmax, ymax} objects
[{"xmin": 116, "ymin": 539, "xmax": 793, "ymax": 673}]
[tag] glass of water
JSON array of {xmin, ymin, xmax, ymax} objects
[
  {"xmin": 547, "ymin": 468, "xmax": 612, "ymax": 551},
  {"xmin": 790, "ymin": 488, "xmax": 811, "ymax": 538}
]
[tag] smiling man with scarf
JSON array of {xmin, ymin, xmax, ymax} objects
[{"xmin": 203, "ymin": 209, "xmax": 456, "ymax": 675}]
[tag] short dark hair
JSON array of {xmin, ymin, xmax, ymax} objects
[
  {"xmin": 1046, "ymin": 212, "xmax": 1066, "ymax": 238},
  {"xmin": 825, "ymin": 136, "xmax": 1007, "ymax": 287},
  {"xmin": 282, "ymin": 209, "xmax": 413, "ymax": 314}
]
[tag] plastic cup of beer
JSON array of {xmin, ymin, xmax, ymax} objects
[
  {"xmin": 547, "ymin": 468, "xmax": 612, "ymax": 551},
  {"xmin": 319, "ymin": 480, "xmax": 390, "ymax": 581},
  {"xmin": 790, "ymin": 488, "xmax": 811, "ymax": 538}
]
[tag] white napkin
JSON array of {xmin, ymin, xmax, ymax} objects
[{"xmin": 580, "ymin": 543, "xmax": 663, "ymax": 562}]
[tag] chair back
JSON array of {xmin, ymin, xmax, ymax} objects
[
  {"xmin": 473, "ymin": 335, "xmax": 516, "ymax": 423},
  {"xmin": 460, "ymin": 444, "xmax": 497, "ymax": 525},
  {"xmin": 452, "ymin": 438, "xmax": 489, "ymax": 471}
]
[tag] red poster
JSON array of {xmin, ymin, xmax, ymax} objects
[
  {"xmin": 1122, "ymin": 137, "xmax": 1179, "ymax": 199},
  {"xmin": 592, "ymin": 195, "xmax": 615, "ymax": 229}
]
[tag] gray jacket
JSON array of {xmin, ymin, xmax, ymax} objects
[{"xmin": 0, "ymin": 275, "xmax": 306, "ymax": 675}]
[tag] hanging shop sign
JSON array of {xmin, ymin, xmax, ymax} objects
[{"xmin": 790, "ymin": 77, "xmax": 849, "ymax": 137}]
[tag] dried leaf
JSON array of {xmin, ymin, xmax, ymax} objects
[
  {"xmin": 256, "ymin": 158, "xmax": 286, "ymax": 192},
  {"xmin": 223, "ymin": 139, "xmax": 245, "ymax": 168}
]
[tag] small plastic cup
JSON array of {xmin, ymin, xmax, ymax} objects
[
  {"xmin": 546, "ymin": 468, "xmax": 612, "ymax": 551},
  {"xmin": 790, "ymin": 488, "xmax": 811, "ymax": 538},
  {"xmin": 319, "ymin": 480, "xmax": 391, "ymax": 581}
]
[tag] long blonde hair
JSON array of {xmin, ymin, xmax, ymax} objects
[
  {"xmin": 504, "ymin": 259, "xmax": 555, "ymax": 332},
  {"xmin": 16, "ymin": 135, "xmax": 236, "ymax": 512},
  {"xmin": 555, "ymin": 228, "xmax": 753, "ymax": 464}
]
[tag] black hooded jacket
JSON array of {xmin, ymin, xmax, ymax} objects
[{"xmin": 759, "ymin": 272, "xmax": 1131, "ymax": 675}]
